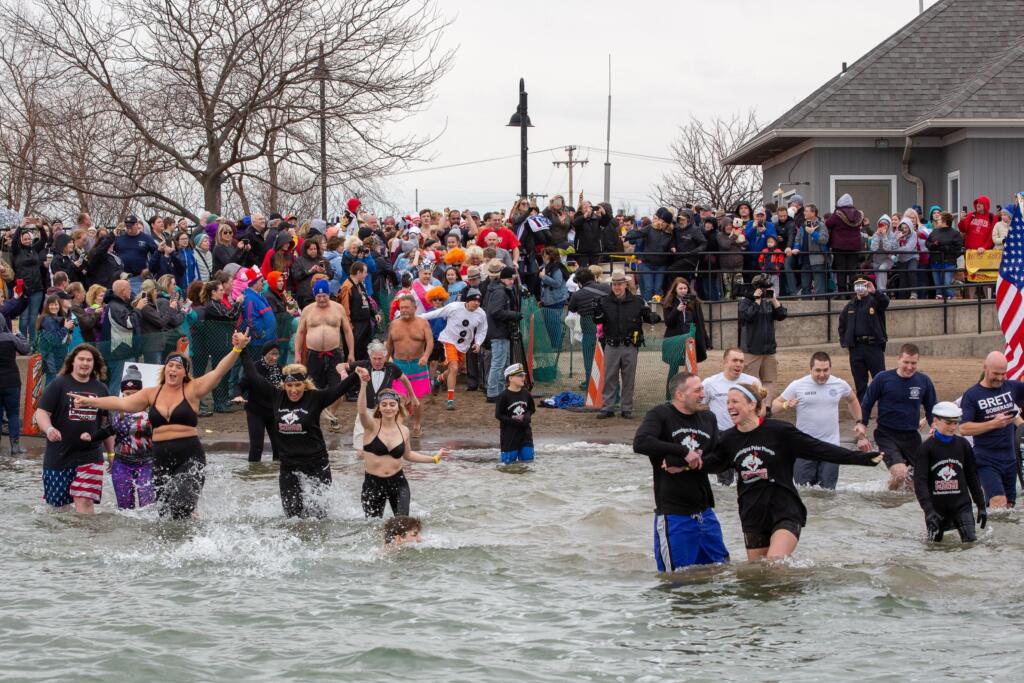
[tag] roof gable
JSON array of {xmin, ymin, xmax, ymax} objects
[{"xmin": 762, "ymin": 0, "xmax": 1024, "ymax": 132}]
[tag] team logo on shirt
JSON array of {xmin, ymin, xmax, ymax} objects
[
  {"xmin": 909, "ymin": 386, "xmax": 922, "ymax": 400},
  {"xmin": 278, "ymin": 408, "xmax": 308, "ymax": 433},
  {"xmin": 933, "ymin": 461, "xmax": 960, "ymax": 493},
  {"xmin": 739, "ymin": 449, "xmax": 769, "ymax": 482}
]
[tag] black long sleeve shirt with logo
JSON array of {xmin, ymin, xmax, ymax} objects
[
  {"xmin": 911, "ymin": 435, "xmax": 984, "ymax": 517},
  {"xmin": 704, "ymin": 419, "xmax": 877, "ymax": 525},
  {"xmin": 633, "ymin": 404, "xmax": 720, "ymax": 516}
]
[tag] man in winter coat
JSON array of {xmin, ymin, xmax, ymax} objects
[
  {"xmin": 826, "ymin": 193, "xmax": 866, "ymax": 293},
  {"xmin": 101, "ymin": 279, "xmax": 141, "ymax": 394},
  {"xmin": 483, "ymin": 266, "xmax": 522, "ymax": 401},
  {"xmin": 572, "ymin": 201, "xmax": 604, "ymax": 268},
  {"xmin": 670, "ymin": 211, "xmax": 707, "ymax": 284},
  {"xmin": 738, "ymin": 274, "xmax": 788, "ymax": 407},
  {"xmin": 957, "ymin": 195, "xmax": 997, "ymax": 252},
  {"xmin": 239, "ymin": 268, "xmax": 277, "ymax": 353},
  {"xmin": 593, "ymin": 271, "xmax": 660, "ymax": 419}
]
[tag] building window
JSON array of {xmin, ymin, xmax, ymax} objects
[{"xmin": 948, "ymin": 171, "xmax": 961, "ymax": 215}]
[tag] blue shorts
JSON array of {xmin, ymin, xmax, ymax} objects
[
  {"xmin": 501, "ymin": 446, "xmax": 535, "ymax": 465},
  {"xmin": 42, "ymin": 467, "xmax": 76, "ymax": 507},
  {"xmin": 977, "ymin": 459, "xmax": 1017, "ymax": 506},
  {"xmin": 654, "ymin": 509, "xmax": 730, "ymax": 571}
]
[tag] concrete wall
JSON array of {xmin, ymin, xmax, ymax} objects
[{"xmin": 691, "ymin": 298, "xmax": 998, "ymax": 358}]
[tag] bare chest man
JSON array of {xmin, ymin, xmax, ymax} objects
[
  {"xmin": 388, "ymin": 317, "xmax": 430, "ymax": 360},
  {"xmin": 304, "ymin": 302, "xmax": 344, "ymax": 351}
]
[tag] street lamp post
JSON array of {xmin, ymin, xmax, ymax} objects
[
  {"xmin": 316, "ymin": 42, "xmax": 328, "ymax": 220},
  {"xmin": 507, "ymin": 78, "xmax": 533, "ymax": 199}
]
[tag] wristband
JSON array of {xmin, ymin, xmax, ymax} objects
[
  {"xmin": 433, "ymin": 453, "xmax": 440, "ymax": 464},
  {"xmin": 231, "ymin": 347, "xmax": 243, "ymax": 354},
  {"xmin": 105, "ymin": 452, "xmax": 115, "ymax": 460}
]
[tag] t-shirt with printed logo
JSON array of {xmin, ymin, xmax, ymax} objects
[
  {"xmin": 959, "ymin": 380, "xmax": 1024, "ymax": 465},
  {"xmin": 38, "ymin": 375, "xmax": 110, "ymax": 469}
]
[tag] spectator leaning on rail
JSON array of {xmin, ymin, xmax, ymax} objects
[
  {"xmin": 737, "ymin": 273, "xmax": 787, "ymax": 410},
  {"xmin": 670, "ymin": 210, "xmax": 707, "ymax": 288},
  {"xmin": 838, "ymin": 276, "xmax": 889, "ymax": 401},
  {"xmin": 625, "ymin": 207, "xmax": 676, "ymax": 303},
  {"xmin": 593, "ymin": 271, "xmax": 661, "ymax": 420}
]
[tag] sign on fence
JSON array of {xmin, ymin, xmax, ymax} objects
[{"xmin": 965, "ymin": 249, "xmax": 1001, "ymax": 282}]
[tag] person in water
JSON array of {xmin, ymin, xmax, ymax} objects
[
  {"xmin": 234, "ymin": 340, "xmax": 284, "ymax": 462},
  {"xmin": 74, "ymin": 330, "xmax": 251, "ymax": 519},
  {"xmin": 495, "ymin": 363, "xmax": 535, "ymax": 465},
  {"xmin": 911, "ymin": 401, "xmax": 986, "ymax": 543},
  {"xmin": 95, "ymin": 365, "xmax": 155, "ymax": 509},
  {"xmin": 356, "ymin": 365, "xmax": 450, "ymax": 518},
  {"xmin": 690, "ymin": 383, "xmax": 882, "ymax": 561},
  {"xmin": 633, "ymin": 371, "xmax": 729, "ymax": 571},
  {"xmin": 384, "ymin": 515, "xmax": 423, "ymax": 546},
  {"xmin": 241, "ymin": 353, "xmax": 356, "ymax": 518},
  {"xmin": 36, "ymin": 343, "xmax": 113, "ymax": 514}
]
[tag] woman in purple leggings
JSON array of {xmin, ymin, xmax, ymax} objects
[{"xmin": 96, "ymin": 366, "xmax": 155, "ymax": 509}]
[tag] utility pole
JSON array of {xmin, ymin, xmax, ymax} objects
[
  {"xmin": 527, "ymin": 192, "xmax": 548, "ymax": 205},
  {"xmin": 552, "ymin": 145, "xmax": 588, "ymax": 205},
  {"xmin": 603, "ymin": 54, "xmax": 612, "ymax": 203},
  {"xmin": 316, "ymin": 42, "xmax": 328, "ymax": 220}
]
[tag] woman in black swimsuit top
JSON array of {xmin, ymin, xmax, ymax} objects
[
  {"xmin": 355, "ymin": 366, "xmax": 450, "ymax": 518},
  {"xmin": 75, "ymin": 329, "xmax": 252, "ymax": 519},
  {"xmin": 148, "ymin": 384, "xmax": 199, "ymax": 429}
]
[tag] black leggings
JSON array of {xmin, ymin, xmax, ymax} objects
[
  {"xmin": 933, "ymin": 507, "xmax": 977, "ymax": 543},
  {"xmin": 361, "ymin": 471, "xmax": 410, "ymax": 518},
  {"xmin": 280, "ymin": 458, "xmax": 332, "ymax": 518},
  {"xmin": 153, "ymin": 436, "xmax": 206, "ymax": 520},
  {"xmin": 246, "ymin": 410, "xmax": 278, "ymax": 462}
]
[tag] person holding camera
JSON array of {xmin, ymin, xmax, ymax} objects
[
  {"xmin": 792, "ymin": 204, "xmax": 830, "ymax": 298},
  {"xmin": 12, "ymin": 223, "xmax": 47, "ymax": 342},
  {"xmin": 594, "ymin": 271, "xmax": 661, "ymax": 419},
  {"xmin": 571, "ymin": 198, "xmax": 604, "ymax": 268},
  {"xmin": 738, "ymin": 274, "xmax": 787, "ymax": 409}
]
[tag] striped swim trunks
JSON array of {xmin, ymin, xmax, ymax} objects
[{"xmin": 68, "ymin": 463, "xmax": 105, "ymax": 503}]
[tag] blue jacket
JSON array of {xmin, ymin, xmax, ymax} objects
[
  {"xmin": 540, "ymin": 265, "xmax": 569, "ymax": 306},
  {"xmin": 241, "ymin": 287, "xmax": 276, "ymax": 342},
  {"xmin": 744, "ymin": 221, "xmax": 777, "ymax": 252}
]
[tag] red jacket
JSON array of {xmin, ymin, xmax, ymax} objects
[
  {"xmin": 758, "ymin": 248, "xmax": 785, "ymax": 274},
  {"xmin": 957, "ymin": 195, "xmax": 996, "ymax": 250}
]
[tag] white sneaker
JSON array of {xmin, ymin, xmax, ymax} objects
[{"xmin": 909, "ymin": 293, "xmax": 918, "ymax": 299}]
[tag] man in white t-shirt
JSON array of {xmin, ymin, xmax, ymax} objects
[
  {"xmin": 771, "ymin": 351, "xmax": 867, "ymax": 489},
  {"xmin": 701, "ymin": 348, "xmax": 758, "ymax": 485}
]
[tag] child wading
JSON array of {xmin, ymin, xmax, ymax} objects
[
  {"xmin": 96, "ymin": 365, "xmax": 155, "ymax": 509},
  {"xmin": 911, "ymin": 401, "xmax": 986, "ymax": 542},
  {"xmin": 495, "ymin": 363, "xmax": 535, "ymax": 464}
]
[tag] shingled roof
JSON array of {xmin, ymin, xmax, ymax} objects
[{"xmin": 725, "ymin": 0, "xmax": 1024, "ymax": 164}]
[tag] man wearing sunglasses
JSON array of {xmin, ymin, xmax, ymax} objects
[{"xmin": 959, "ymin": 351, "xmax": 1024, "ymax": 509}]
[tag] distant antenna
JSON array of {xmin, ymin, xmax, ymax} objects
[
  {"xmin": 919, "ymin": 0, "xmax": 924, "ymax": 13},
  {"xmin": 603, "ymin": 54, "xmax": 612, "ymax": 203},
  {"xmin": 842, "ymin": 61, "xmax": 847, "ymax": 73}
]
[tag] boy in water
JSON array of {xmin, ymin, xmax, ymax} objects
[
  {"xmin": 495, "ymin": 363, "xmax": 535, "ymax": 464},
  {"xmin": 384, "ymin": 515, "xmax": 422, "ymax": 546},
  {"xmin": 911, "ymin": 401, "xmax": 986, "ymax": 543}
]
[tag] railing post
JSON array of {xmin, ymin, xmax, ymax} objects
[
  {"xmin": 943, "ymin": 296, "xmax": 948, "ymax": 335},
  {"xmin": 826, "ymin": 295, "xmax": 832, "ymax": 343}
]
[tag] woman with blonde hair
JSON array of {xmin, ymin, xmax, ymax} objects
[
  {"xmin": 690, "ymin": 382, "xmax": 881, "ymax": 561},
  {"xmin": 240, "ymin": 353, "xmax": 356, "ymax": 517},
  {"xmin": 355, "ymin": 365, "xmax": 449, "ymax": 517}
]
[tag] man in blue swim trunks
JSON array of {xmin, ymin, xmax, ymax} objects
[
  {"xmin": 633, "ymin": 371, "xmax": 729, "ymax": 571},
  {"xmin": 960, "ymin": 352, "xmax": 1024, "ymax": 509}
]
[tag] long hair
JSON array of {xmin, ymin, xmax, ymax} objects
[
  {"xmin": 662, "ymin": 276, "xmax": 701, "ymax": 311},
  {"xmin": 60, "ymin": 343, "xmax": 108, "ymax": 381},
  {"xmin": 36, "ymin": 294, "xmax": 63, "ymax": 331}
]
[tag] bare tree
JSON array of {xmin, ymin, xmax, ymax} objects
[
  {"xmin": 2, "ymin": 0, "xmax": 453, "ymax": 219},
  {"xmin": 653, "ymin": 111, "xmax": 762, "ymax": 212}
]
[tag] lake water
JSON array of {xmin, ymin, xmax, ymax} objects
[{"xmin": 3, "ymin": 441, "xmax": 1023, "ymax": 682}]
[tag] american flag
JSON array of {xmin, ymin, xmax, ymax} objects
[{"xmin": 998, "ymin": 198, "xmax": 1024, "ymax": 378}]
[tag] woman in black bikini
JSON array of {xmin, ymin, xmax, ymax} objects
[
  {"xmin": 355, "ymin": 366, "xmax": 449, "ymax": 518},
  {"xmin": 75, "ymin": 330, "xmax": 251, "ymax": 519},
  {"xmin": 240, "ymin": 353, "xmax": 357, "ymax": 517}
]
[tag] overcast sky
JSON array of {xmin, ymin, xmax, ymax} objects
[{"xmin": 381, "ymin": 0, "xmax": 939, "ymax": 216}]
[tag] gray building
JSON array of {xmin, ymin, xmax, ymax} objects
[{"xmin": 723, "ymin": 0, "xmax": 1024, "ymax": 222}]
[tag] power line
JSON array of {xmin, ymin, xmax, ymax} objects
[
  {"xmin": 390, "ymin": 147, "xmax": 563, "ymax": 176},
  {"xmin": 551, "ymin": 145, "xmax": 588, "ymax": 205},
  {"xmin": 583, "ymin": 146, "xmax": 675, "ymax": 163}
]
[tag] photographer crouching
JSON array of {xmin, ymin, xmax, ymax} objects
[
  {"xmin": 737, "ymin": 274, "xmax": 788, "ymax": 412},
  {"xmin": 594, "ymin": 271, "xmax": 661, "ymax": 419}
]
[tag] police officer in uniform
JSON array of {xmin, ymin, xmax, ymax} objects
[
  {"xmin": 839, "ymin": 276, "xmax": 889, "ymax": 400},
  {"xmin": 593, "ymin": 271, "xmax": 661, "ymax": 419}
]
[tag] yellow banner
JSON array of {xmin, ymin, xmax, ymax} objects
[{"xmin": 965, "ymin": 249, "xmax": 1001, "ymax": 282}]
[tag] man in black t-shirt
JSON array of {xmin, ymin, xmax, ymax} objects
[
  {"xmin": 349, "ymin": 340, "xmax": 417, "ymax": 446},
  {"xmin": 633, "ymin": 371, "xmax": 729, "ymax": 571},
  {"xmin": 35, "ymin": 344, "xmax": 113, "ymax": 514}
]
